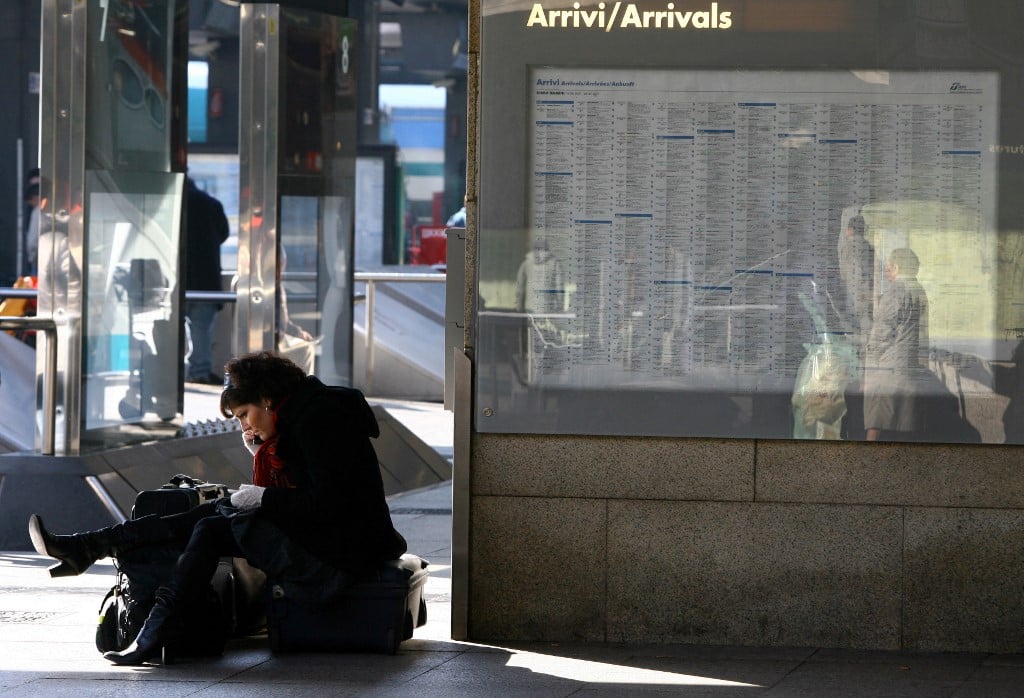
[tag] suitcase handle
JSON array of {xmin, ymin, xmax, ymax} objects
[{"xmin": 166, "ymin": 474, "xmax": 206, "ymax": 489}]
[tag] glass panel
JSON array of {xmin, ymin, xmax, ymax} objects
[
  {"xmin": 82, "ymin": 170, "xmax": 183, "ymax": 447},
  {"xmin": 318, "ymin": 193, "xmax": 355, "ymax": 386},
  {"xmin": 276, "ymin": 191, "xmax": 355, "ymax": 382},
  {"xmin": 274, "ymin": 12, "xmax": 357, "ymax": 386},
  {"xmin": 237, "ymin": 8, "xmax": 356, "ymax": 380},
  {"xmin": 355, "ymin": 156, "xmax": 385, "ymax": 270},
  {"xmin": 187, "ymin": 60, "xmax": 209, "ymax": 144},
  {"xmin": 477, "ymin": 1, "xmax": 1024, "ymax": 445},
  {"xmin": 279, "ymin": 194, "xmax": 320, "ymax": 374},
  {"xmin": 86, "ymin": 0, "xmax": 175, "ymax": 172}
]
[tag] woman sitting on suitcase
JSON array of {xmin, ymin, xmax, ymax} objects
[{"xmin": 27, "ymin": 351, "xmax": 407, "ymax": 665}]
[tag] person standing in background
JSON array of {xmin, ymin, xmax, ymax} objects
[
  {"xmin": 838, "ymin": 214, "xmax": 875, "ymax": 342},
  {"xmin": 184, "ymin": 177, "xmax": 229, "ymax": 385},
  {"xmin": 863, "ymin": 247, "xmax": 929, "ymax": 441}
]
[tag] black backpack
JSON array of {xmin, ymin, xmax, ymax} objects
[{"xmin": 94, "ymin": 475, "xmax": 236, "ymax": 658}]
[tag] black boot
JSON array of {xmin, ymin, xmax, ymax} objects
[
  {"xmin": 104, "ymin": 587, "xmax": 183, "ymax": 665},
  {"xmin": 27, "ymin": 513, "xmax": 171, "ymax": 578}
]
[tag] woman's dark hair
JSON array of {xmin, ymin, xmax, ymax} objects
[{"xmin": 219, "ymin": 351, "xmax": 307, "ymax": 417}]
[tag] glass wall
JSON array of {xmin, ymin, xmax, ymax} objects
[
  {"xmin": 85, "ymin": 0, "xmax": 178, "ymax": 174},
  {"xmin": 38, "ymin": 0, "xmax": 187, "ymax": 453},
  {"xmin": 82, "ymin": 0, "xmax": 186, "ymax": 448},
  {"xmin": 237, "ymin": 6, "xmax": 357, "ymax": 387},
  {"xmin": 83, "ymin": 171, "xmax": 183, "ymax": 432},
  {"xmin": 476, "ymin": 0, "xmax": 1024, "ymax": 444}
]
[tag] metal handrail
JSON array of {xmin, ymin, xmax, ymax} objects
[
  {"xmin": 184, "ymin": 290, "xmax": 237, "ymax": 303},
  {"xmin": 0, "ymin": 287, "xmax": 38, "ymax": 299},
  {"xmin": 354, "ymin": 271, "xmax": 446, "ymax": 394},
  {"xmin": 0, "ymin": 288, "xmax": 240, "ymax": 304},
  {"xmin": 0, "ymin": 316, "xmax": 57, "ymax": 455},
  {"xmin": 354, "ymin": 271, "xmax": 445, "ymax": 283}
]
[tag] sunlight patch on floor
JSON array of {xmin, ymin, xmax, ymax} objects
[{"xmin": 506, "ymin": 651, "xmax": 760, "ymax": 687}]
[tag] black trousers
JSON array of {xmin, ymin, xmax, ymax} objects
[{"xmin": 156, "ymin": 501, "xmax": 245, "ymax": 604}]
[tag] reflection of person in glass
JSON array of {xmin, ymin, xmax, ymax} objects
[
  {"xmin": 515, "ymin": 237, "xmax": 564, "ymax": 315},
  {"xmin": 863, "ymin": 247, "xmax": 929, "ymax": 441},
  {"xmin": 34, "ymin": 187, "xmax": 83, "ymax": 450},
  {"xmin": 515, "ymin": 237, "xmax": 566, "ymax": 379},
  {"xmin": 838, "ymin": 214, "xmax": 874, "ymax": 341},
  {"xmin": 23, "ymin": 168, "xmax": 40, "ymax": 275},
  {"xmin": 277, "ymin": 247, "xmax": 316, "ymax": 375},
  {"xmin": 36, "ymin": 189, "xmax": 82, "ymax": 318}
]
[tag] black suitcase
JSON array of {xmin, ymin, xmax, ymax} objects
[
  {"xmin": 267, "ymin": 553, "xmax": 429, "ymax": 654},
  {"xmin": 96, "ymin": 474, "xmax": 235, "ymax": 659}
]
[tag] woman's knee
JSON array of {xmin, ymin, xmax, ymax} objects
[{"xmin": 188, "ymin": 515, "xmax": 242, "ymax": 556}]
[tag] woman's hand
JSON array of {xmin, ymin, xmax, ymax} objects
[
  {"xmin": 230, "ymin": 484, "xmax": 266, "ymax": 510},
  {"xmin": 242, "ymin": 429, "xmax": 260, "ymax": 455}
]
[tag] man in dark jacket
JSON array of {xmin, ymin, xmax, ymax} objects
[{"xmin": 184, "ymin": 177, "xmax": 229, "ymax": 384}]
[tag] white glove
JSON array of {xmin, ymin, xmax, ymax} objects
[
  {"xmin": 242, "ymin": 430, "xmax": 260, "ymax": 456},
  {"xmin": 230, "ymin": 484, "xmax": 266, "ymax": 510}
]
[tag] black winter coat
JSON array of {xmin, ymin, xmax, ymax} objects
[
  {"xmin": 257, "ymin": 376, "xmax": 407, "ymax": 570},
  {"xmin": 185, "ymin": 180, "xmax": 229, "ymax": 292}
]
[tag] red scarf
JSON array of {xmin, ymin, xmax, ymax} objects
[
  {"xmin": 251, "ymin": 400, "xmax": 296, "ymax": 488},
  {"xmin": 252, "ymin": 437, "xmax": 295, "ymax": 488}
]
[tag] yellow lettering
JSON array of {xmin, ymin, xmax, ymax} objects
[
  {"xmin": 526, "ymin": 3, "xmax": 548, "ymax": 27},
  {"xmin": 620, "ymin": 4, "xmax": 642, "ymax": 27},
  {"xmin": 526, "ymin": 1, "xmax": 735, "ymax": 31}
]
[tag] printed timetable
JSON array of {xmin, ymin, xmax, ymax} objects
[{"xmin": 524, "ymin": 68, "xmax": 998, "ymax": 389}]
